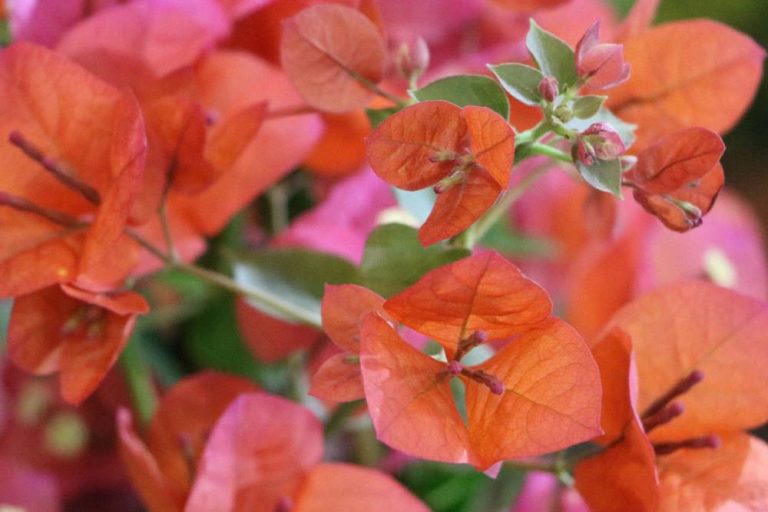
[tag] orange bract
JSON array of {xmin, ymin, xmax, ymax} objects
[
  {"xmin": 384, "ymin": 252, "xmax": 550, "ymax": 354},
  {"xmin": 281, "ymin": 4, "xmax": 386, "ymax": 112},
  {"xmin": 607, "ymin": 281, "xmax": 768, "ymax": 443},
  {"xmin": 360, "ymin": 314, "xmax": 601, "ymax": 470},
  {"xmin": 359, "ymin": 252, "xmax": 601, "ymax": 469},
  {"xmin": 311, "ymin": 284, "xmax": 386, "ymax": 402},
  {"xmin": 8, "ymin": 284, "xmax": 148, "ymax": 404},
  {"xmin": 367, "ymin": 101, "xmax": 514, "ymax": 245},
  {"xmin": 118, "ymin": 372, "xmax": 261, "ymax": 512},
  {"xmin": 293, "ymin": 463, "xmax": 430, "ymax": 512},
  {"xmin": 609, "ymin": 20, "xmax": 765, "ymax": 150},
  {"xmin": 490, "ymin": 0, "xmax": 571, "ymax": 9},
  {"xmin": 657, "ymin": 433, "xmax": 768, "ymax": 511},
  {"xmin": 0, "ymin": 42, "xmax": 147, "ymax": 296}
]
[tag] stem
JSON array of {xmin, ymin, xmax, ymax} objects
[
  {"xmin": 120, "ymin": 337, "xmax": 158, "ymax": 426},
  {"xmin": 515, "ymin": 142, "xmax": 572, "ymax": 165},
  {"xmin": 174, "ymin": 262, "xmax": 321, "ymax": 327},
  {"xmin": 349, "ymin": 69, "xmax": 408, "ymax": 107},
  {"xmin": 466, "ymin": 165, "xmax": 552, "ymax": 248},
  {"xmin": 159, "ymin": 200, "xmax": 178, "ymax": 263},
  {"xmin": 267, "ymin": 182, "xmax": 290, "ymax": 234},
  {"xmin": 514, "ymin": 121, "xmax": 550, "ymax": 146},
  {"xmin": 127, "ymin": 231, "xmax": 322, "ymax": 327}
]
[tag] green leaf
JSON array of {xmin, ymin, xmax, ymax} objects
[
  {"xmin": 488, "ymin": 63, "xmax": 544, "ymax": 106},
  {"xmin": 410, "ymin": 74, "xmax": 510, "ymax": 119},
  {"xmin": 525, "ymin": 19, "xmax": 577, "ymax": 87},
  {"xmin": 232, "ymin": 249, "xmax": 359, "ymax": 325},
  {"xmin": 576, "ymin": 158, "xmax": 624, "ymax": 198},
  {"xmin": 183, "ymin": 295, "xmax": 292, "ymax": 392},
  {"xmin": 360, "ymin": 223, "xmax": 470, "ymax": 297},
  {"xmin": 366, "ymin": 107, "xmax": 401, "ymax": 128},
  {"xmin": 184, "ymin": 295, "xmax": 263, "ymax": 379},
  {"xmin": 572, "ymin": 95, "xmax": 607, "ymax": 119}
]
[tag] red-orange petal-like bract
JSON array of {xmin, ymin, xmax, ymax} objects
[
  {"xmin": 8, "ymin": 285, "xmax": 148, "ymax": 404},
  {"xmin": 367, "ymin": 101, "xmax": 514, "ymax": 245},
  {"xmin": 118, "ymin": 372, "xmax": 261, "ymax": 511},
  {"xmin": 607, "ymin": 281, "xmax": 768, "ymax": 443},
  {"xmin": 280, "ymin": 3, "xmax": 386, "ymax": 113},
  {"xmin": 359, "ymin": 252, "xmax": 601, "ymax": 469},
  {"xmin": 0, "ymin": 42, "xmax": 147, "ymax": 296},
  {"xmin": 609, "ymin": 20, "xmax": 765, "ymax": 151},
  {"xmin": 383, "ymin": 252, "xmax": 551, "ymax": 354}
]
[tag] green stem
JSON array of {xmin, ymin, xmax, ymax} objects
[
  {"xmin": 349, "ymin": 68, "xmax": 408, "ymax": 107},
  {"xmin": 127, "ymin": 231, "xmax": 322, "ymax": 328},
  {"xmin": 120, "ymin": 337, "xmax": 158, "ymax": 426},
  {"xmin": 515, "ymin": 142, "xmax": 572, "ymax": 165},
  {"xmin": 173, "ymin": 261, "xmax": 322, "ymax": 328},
  {"xmin": 514, "ymin": 121, "xmax": 550, "ymax": 146}
]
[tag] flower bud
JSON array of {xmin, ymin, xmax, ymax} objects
[
  {"xmin": 537, "ymin": 76, "xmax": 558, "ymax": 102},
  {"xmin": 576, "ymin": 122, "xmax": 626, "ymax": 166},
  {"xmin": 396, "ymin": 37, "xmax": 430, "ymax": 82},
  {"xmin": 575, "ymin": 21, "xmax": 630, "ymax": 90},
  {"xmin": 553, "ymin": 104, "xmax": 573, "ymax": 123}
]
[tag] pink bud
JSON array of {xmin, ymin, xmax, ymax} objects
[
  {"xmin": 537, "ymin": 76, "xmax": 558, "ymax": 102},
  {"xmin": 577, "ymin": 122, "xmax": 626, "ymax": 164},
  {"xmin": 396, "ymin": 37, "xmax": 430, "ymax": 81},
  {"xmin": 575, "ymin": 21, "xmax": 630, "ymax": 90}
]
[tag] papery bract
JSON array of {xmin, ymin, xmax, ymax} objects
[
  {"xmin": 627, "ymin": 128, "xmax": 725, "ymax": 232},
  {"xmin": 576, "ymin": 282, "xmax": 768, "ymax": 510},
  {"xmin": 280, "ymin": 3, "xmax": 386, "ymax": 112},
  {"xmin": 609, "ymin": 20, "xmax": 765, "ymax": 150},
  {"xmin": 367, "ymin": 101, "xmax": 514, "ymax": 245},
  {"xmin": 657, "ymin": 433, "xmax": 768, "ymax": 511},
  {"xmin": 575, "ymin": 21, "xmax": 629, "ymax": 89},
  {"xmin": 236, "ymin": 299, "xmax": 321, "ymax": 362},
  {"xmin": 310, "ymin": 284, "xmax": 385, "ymax": 402},
  {"xmin": 384, "ymin": 252, "xmax": 550, "ymax": 354},
  {"xmin": 8, "ymin": 285, "xmax": 148, "ymax": 404},
  {"xmin": 359, "ymin": 252, "xmax": 601, "ymax": 469},
  {"xmin": 118, "ymin": 372, "xmax": 260, "ymax": 511},
  {"xmin": 491, "ymin": 0, "xmax": 571, "ymax": 10},
  {"xmin": 184, "ymin": 392, "xmax": 429, "ymax": 512},
  {"xmin": 0, "ymin": 42, "xmax": 146, "ymax": 295},
  {"xmin": 57, "ymin": 0, "xmax": 230, "ymax": 79}
]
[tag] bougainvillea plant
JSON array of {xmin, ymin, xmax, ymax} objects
[{"xmin": 0, "ymin": 0, "xmax": 767, "ymax": 510}]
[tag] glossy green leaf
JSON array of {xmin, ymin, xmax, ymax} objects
[
  {"xmin": 572, "ymin": 95, "xmax": 607, "ymax": 119},
  {"xmin": 525, "ymin": 20, "xmax": 578, "ymax": 87},
  {"xmin": 411, "ymin": 75, "xmax": 510, "ymax": 119},
  {"xmin": 359, "ymin": 223, "xmax": 470, "ymax": 297},
  {"xmin": 576, "ymin": 158, "xmax": 624, "ymax": 198},
  {"xmin": 232, "ymin": 249, "xmax": 359, "ymax": 325},
  {"xmin": 489, "ymin": 63, "xmax": 544, "ymax": 106}
]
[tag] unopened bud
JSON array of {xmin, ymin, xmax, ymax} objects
[
  {"xmin": 537, "ymin": 76, "xmax": 559, "ymax": 102},
  {"xmin": 396, "ymin": 37, "xmax": 430, "ymax": 82},
  {"xmin": 553, "ymin": 104, "xmax": 573, "ymax": 123},
  {"xmin": 576, "ymin": 122, "xmax": 625, "ymax": 166}
]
